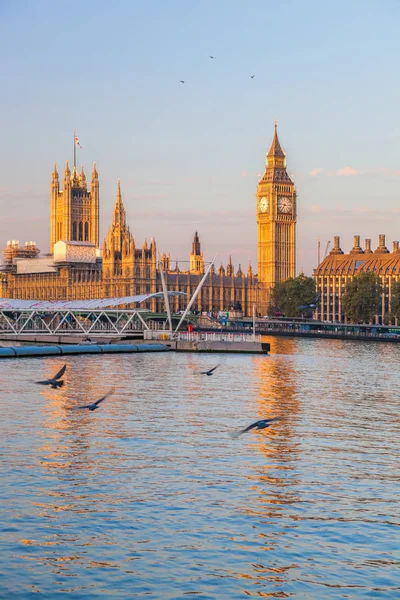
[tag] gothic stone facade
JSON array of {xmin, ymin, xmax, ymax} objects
[{"xmin": 0, "ymin": 127, "xmax": 295, "ymax": 316}]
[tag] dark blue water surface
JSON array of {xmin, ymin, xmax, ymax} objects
[{"xmin": 0, "ymin": 337, "xmax": 399, "ymax": 598}]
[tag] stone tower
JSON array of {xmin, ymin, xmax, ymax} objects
[
  {"xmin": 256, "ymin": 123, "xmax": 297, "ymax": 313},
  {"xmin": 102, "ymin": 180, "xmax": 135, "ymax": 278},
  {"xmin": 50, "ymin": 161, "xmax": 100, "ymax": 253},
  {"xmin": 189, "ymin": 231, "xmax": 204, "ymax": 273}
]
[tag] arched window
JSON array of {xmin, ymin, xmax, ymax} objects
[
  {"xmin": 78, "ymin": 222, "xmax": 83, "ymax": 241},
  {"xmin": 72, "ymin": 222, "xmax": 77, "ymax": 240},
  {"xmin": 84, "ymin": 222, "xmax": 89, "ymax": 241}
]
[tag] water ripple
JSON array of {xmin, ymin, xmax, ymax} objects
[{"xmin": 0, "ymin": 337, "xmax": 399, "ymax": 598}]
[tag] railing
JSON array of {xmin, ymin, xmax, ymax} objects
[{"xmin": 144, "ymin": 330, "xmax": 261, "ymax": 343}]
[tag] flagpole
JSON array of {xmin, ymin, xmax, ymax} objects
[{"xmin": 73, "ymin": 129, "xmax": 76, "ymax": 169}]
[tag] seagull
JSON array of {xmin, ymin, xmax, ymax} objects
[
  {"xmin": 210, "ymin": 55, "xmax": 215, "ymax": 59},
  {"xmin": 230, "ymin": 417, "xmax": 281, "ymax": 439},
  {"xmin": 250, "ymin": 75, "xmax": 255, "ymax": 79},
  {"xmin": 36, "ymin": 364, "xmax": 66, "ymax": 389},
  {"xmin": 179, "ymin": 80, "xmax": 185, "ymax": 83},
  {"xmin": 72, "ymin": 389, "xmax": 115, "ymax": 411},
  {"xmin": 199, "ymin": 365, "xmax": 220, "ymax": 376}
]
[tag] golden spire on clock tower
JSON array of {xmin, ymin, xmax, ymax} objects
[{"xmin": 256, "ymin": 123, "xmax": 297, "ymax": 315}]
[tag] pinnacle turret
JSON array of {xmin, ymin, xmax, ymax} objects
[
  {"xmin": 79, "ymin": 166, "xmax": 86, "ymax": 188},
  {"xmin": 113, "ymin": 179, "xmax": 126, "ymax": 227},
  {"xmin": 226, "ymin": 255, "xmax": 234, "ymax": 276},
  {"xmin": 71, "ymin": 165, "xmax": 79, "ymax": 187},
  {"xmin": 192, "ymin": 231, "xmax": 201, "ymax": 255},
  {"xmin": 91, "ymin": 162, "xmax": 98, "ymax": 181},
  {"xmin": 64, "ymin": 160, "xmax": 71, "ymax": 178}
]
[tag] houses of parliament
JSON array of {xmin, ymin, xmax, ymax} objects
[{"xmin": 0, "ymin": 126, "xmax": 297, "ymax": 316}]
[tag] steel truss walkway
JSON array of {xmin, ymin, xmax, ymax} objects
[{"xmin": 0, "ymin": 292, "xmax": 185, "ymax": 337}]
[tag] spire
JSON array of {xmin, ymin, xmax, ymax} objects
[
  {"xmin": 191, "ymin": 231, "xmax": 201, "ymax": 255},
  {"xmin": 79, "ymin": 166, "xmax": 86, "ymax": 188},
  {"xmin": 226, "ymin": 255, "xmax": 234, "ymax": 276},
  {"xmin": 259, "ymin": 122, "xmax": 292, "ymax": 183},
  {"xmin": 71, "ymin": 165, "xmax": 79, "ymax": 186},
  {"xmin": 64, "ymin": 160, "xmax": 71, "ymax": 178},
  {"xmin": 91, "ymin": 162, "xmax": 98, "ymax": 182},
  {"xmin": 52, "ymin": 164, "xmax": 59, "ymax": 189},
  {"xmin": 247, "ymin": 261, "xmax": 253, "ymax": 277},
  {"xmin": 115, "ymin": 178, "xmax": 122, "ymax": 203},
  {"xmin": 113, "ymin": 179, "xmax": 126, "ymax": 227},
  {"xmin": 267, "ymin": 121, "xmax": 285, "ymax": 158}
]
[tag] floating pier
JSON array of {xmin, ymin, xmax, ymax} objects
[
  {"xmin": 146, "ymin": 332, "xmax": 270, "ymax": 354},
  {"xmin": 0, "ymin": 343, "xmax": 169, "ymax": 359}
]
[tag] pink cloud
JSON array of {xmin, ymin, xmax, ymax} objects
[
  {"xmin": 309, "ymin": 168, "xmax": 322, "ymax": 177},
  {"xmin": 335, "ymin": 166, "xmax": 359, "ymax": 177}
]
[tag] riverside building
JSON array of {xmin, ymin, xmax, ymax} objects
[
  {"xmin": 314, "ymin": 234, "xmax": 400, "ymax": 323},
  {"xmin": 0, "ymin": 126, "xmax": 296, "ymax": 316}
]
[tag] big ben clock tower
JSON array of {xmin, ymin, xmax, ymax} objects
[{"xmin": 256, "ymin": 123, "xmax": 297, "ymax": 314}]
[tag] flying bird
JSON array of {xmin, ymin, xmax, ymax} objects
[
  {"xmin": 250, "ymin": 75, "xmax": 255, "ymax": 79},
  {"xmin": 36, "ymin": 364, "xmax": 66, "ymax": 389},
  {"xmin": 210, "ymin": 55, "xmax": 215, "ymax": 59},
  {"xmin": 72, "ymin": 389, "xmax": 115, "ymax": 411},
  {"xmin": 179, "ymin": 80, "xmax": 185, "ymax": 83},
  {"xmin": 230, "ymin": 417, "xmax": 281, "ymax": 439},
  {"xmin": 199, "ymin": 365, "xmax": 220, "ymax": 376}
]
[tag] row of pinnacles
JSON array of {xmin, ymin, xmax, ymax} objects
[
  {"xmin": 100, "ymin": 180, "xmax": 255, "ymax": 280},
  {"xmin": 51, "ymin": 161, "xmax": 100, "ymax": 252},
  {"xmin": 102, "ymin": 179, "xmax": 156, "ymax": 280},
  {"xmin": 48, "ymin": 163, "xmax": 256, "ymax": 300}
]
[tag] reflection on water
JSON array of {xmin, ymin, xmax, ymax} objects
[{"xmin": 0, "ymin": 338, "xmax": 399, "ymax": 598}]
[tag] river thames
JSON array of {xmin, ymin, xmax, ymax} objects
[{"xmin": 0, "ymin": 337, "xmax": 399, "ymax": 598}]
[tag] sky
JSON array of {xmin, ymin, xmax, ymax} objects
[{"xmin": 1, "ymin": 0, "xmax": 400, "ymax": 275}]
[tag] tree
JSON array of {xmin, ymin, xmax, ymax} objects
[
  {"xmin": 268, "ymin": 274, "xmax": 316, "ymax": 318},
  {"xmin": 341, "ymin": 271, "xmax": 382, "ymax": 323},
  {"xmin": 389, "ymin": 280, "xmax": 400, "ymax": 322}
]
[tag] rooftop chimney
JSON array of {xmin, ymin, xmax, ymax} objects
[
  {"xmin": 365, "ymin": 238, "xmax": 372, "ymax": 253},
  {"xmin": 393, "ymin": 241, "xmax": 399, "ymax": 253},
  {"xmin": 330, "ymin": 235, "xmax": 344, "ymax": 255},
  {"xmin": 350, "ymin": 235, "xmax": 363, "ymax": 254},
  {"xmin": 374, "ymin": 233, "xmax": 389, "ymax": 254}
]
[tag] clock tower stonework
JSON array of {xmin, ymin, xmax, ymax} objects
[{"xmin": 256, "ymin": 124, "xmax": 297, "ymax": 315}]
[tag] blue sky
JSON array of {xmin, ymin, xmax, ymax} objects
[{"xmin": 1, "ymin": 0, "xmax": 400, "ymax": 274}]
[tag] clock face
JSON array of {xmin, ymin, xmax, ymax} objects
[
  {"xmin": 278, "ymin": 197, "xmax": 292, "ymax": 213},
  {"xmin": 258, "ymin": 197, "xmax": 268, "ymax": 213}
]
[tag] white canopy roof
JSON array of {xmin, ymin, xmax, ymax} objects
[{"xmin": 0, "ymin": 291, "xmax": 187, "ymax": 311}]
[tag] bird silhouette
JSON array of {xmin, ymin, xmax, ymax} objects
[
  {"xmin": 199, "ymin": 365, "xmax": 220, "ymax": 376},
  {"xmin": 250, "ymin": 75, "xmax": 255, "ymax": 79},
  {"xmin": 210, "ymin": 55, "xmax": 215, "ymax": 59},
  {"xmin": 230, "ymin": 417, "xmax": 280, "ymax": 438},
  {"xmin": 179, "ymin": 80, "xmax": 185, "ymax": 83},
  {"xmin": 72, "ymin": 389, "xmax": 115, "ymax": 411},
  {"xmin": 36, "ymin": 364, "xmax": 66, "ymax": 389}
]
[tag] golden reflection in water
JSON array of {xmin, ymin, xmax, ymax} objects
[
  {"xmin": 37, "ymin": 356, "xmax": 115, "ymax": 477},
  {"xmin": 239, "ymin": 337, "xmax": 302, "ymax": 595}
]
